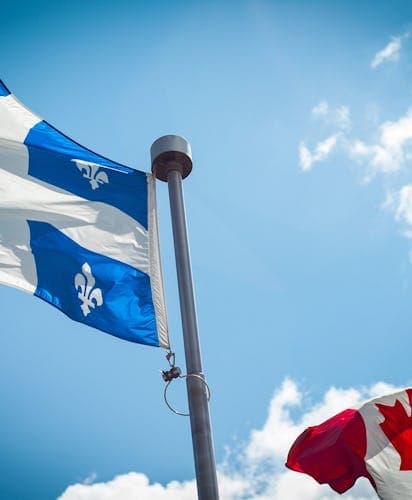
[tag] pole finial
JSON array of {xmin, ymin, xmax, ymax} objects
[{"xmin": 150, "ymin": 135, "xmax": 192, "ymax": 182}]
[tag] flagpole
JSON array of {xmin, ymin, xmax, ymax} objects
[{"xmin": 151, "ymin": 135, "xmax": 219, "ymax": 500}]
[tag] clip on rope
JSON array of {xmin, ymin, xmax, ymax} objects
[
  {"xmin": 162, "ymin": 351, "xmax": 211, "ymax": 417},
  {"xmin": 161, "ymin": 351, "xmax": 181, "ymax": 382}
]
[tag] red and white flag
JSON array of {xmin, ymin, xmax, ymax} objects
[{"xmin": 286, "ymin": 388, "xmax": 412, "ymax": 499}]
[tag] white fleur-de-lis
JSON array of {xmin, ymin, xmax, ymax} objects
[
  {"xmin": 74, "ymin": 262, "xmax": 103, "ymax": 317},
  {"xmin": 71, "ymin": 159, "xmax": 109, "ymax": 190}
]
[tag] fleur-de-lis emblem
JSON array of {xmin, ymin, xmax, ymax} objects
[
  {"xmin": 71, "ymin": 159, "xmax": 109, "ymax": 190},
  {"xmin": 74, "ymin": 263, "xmax": 103, "ymax": 317}
]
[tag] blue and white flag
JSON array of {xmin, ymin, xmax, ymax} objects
[{"xmin": 0, "ymin": 80, "xmax": 168, "ymax": 348}]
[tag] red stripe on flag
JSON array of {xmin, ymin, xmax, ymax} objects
[{"xmin": 286, "ymin": 408, "xmax": 376, "ymax": 493}]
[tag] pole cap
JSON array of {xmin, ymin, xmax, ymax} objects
[{"xmin": 150, "ymin": 135, "xmax": 193, "ymax": 182}]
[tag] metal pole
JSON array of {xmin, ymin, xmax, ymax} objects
[{"xmin": 151, "ymin": 135, "xmax": 219, "ymax": 500}]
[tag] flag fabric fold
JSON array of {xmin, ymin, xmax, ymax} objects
[
  {"xmin": 0, "ymin": 79, "xmax": 168, "ymax": 348},
  {"xmin": 286, "ymin": 388, "xmax": 412, "ymax": 499}
]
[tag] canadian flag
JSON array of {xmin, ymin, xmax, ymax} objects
[{"xmin": 286, "ymin": 388, "xmax": 412, "ymax": 499}]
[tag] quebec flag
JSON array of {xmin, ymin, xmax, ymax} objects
[{"xmin": 0, "ymin": 80, "xmax": 168, "ymax": 348}]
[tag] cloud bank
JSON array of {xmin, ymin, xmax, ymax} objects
[{"xmin": 59, "ymin": 379, "xmax": 398, "ymax": 500}]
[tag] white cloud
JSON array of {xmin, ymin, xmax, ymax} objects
[
  {"xmin": 58, "ymin": 473, "xmax": 198, "ymax": 500},
  {"xmin": 58, "ymin": 379, "xmax": 399, "ymax": 500},
  {"xmin": 381, "ymin": 191, "xmax": 395, "ymax": 211},
  {"xmin": 379, "ymin": 185, "xmax": 412, "ymax": 238},
  {"xmin": 82, "ymin": 473, "xmax": 97, "ymax": 486},
  {"xmin": 336, "ymin": 105, "xmax": 350, "ymax": 129},
  {"xmin": 311, "ymin": 101, "xmax": 350, "ymax": 129},
  {"xmin": 312, "ymin": 101, "xmax": 329, "ymax": 117},
  {"xmin": 299, "ymin": 134, "xmax": 340, "ymax": 171},
  {"xmin": 395, "ymin": 184, "xmax": 412, "ymax": 226},
  {"xmin": 371, "ymin": 36, "xmax": 402, "ymax": 68},
  {"xmin": 299, "ymin": 142, "xmax": 313, "ymax": 171},
  {"xmin": 350, "ymin": 109, "xmax": 412, "ymax": 175},
  {"xmin": 385, "ymin": 184, "xmax": 412, "ymax": 237}
]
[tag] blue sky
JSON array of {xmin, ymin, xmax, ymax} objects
[{"xmin": 2, "ymin": 1, "xmax": 412, "ymax": 498}]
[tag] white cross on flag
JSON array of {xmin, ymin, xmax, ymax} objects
[{"xmin": 286, "ymin": 388, "xmax": 412, "ymax": 499}]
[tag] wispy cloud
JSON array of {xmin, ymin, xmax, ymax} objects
[
  {"xmin": 380, "ymin": 184, "xmax": 412, "ymax": 239},
  {"xmin": 382, "ymin": 184, "xmax": 412, "ymax": 237},
  {"xmin": 396, "ymin": 184, "xmax": 412, "ymax": 226},
  {"xmin": 58, "ymin": 379, "xmax": 397, "ymax": 500},
  {"xmin": 299, "ymin": 134, "xmax": 340, "ymax": 172},
  {"xmin": 336, "ymin": 105, "xmax": 350, "ymax": 129},
  {"xmin": 371, "ymin": 35, "xmax": 404, "ymax": 68},
  {"xmin": 82, "ymin": 473, "xmax": 97, "ymax": 486},
  {"xmin": 302, "ymin": 100, "xmax": 412, "ymax": 178},
  {"xmin": 311, "ymin": 101, "xmax": 329, "ymax": 117},
  {"xmin": 311, "ymin": 101, "xmax": 350, "ymax": 129},
  {"xmin": 302, "ymin": 97, "xmax": 412, "ymax": 252}
]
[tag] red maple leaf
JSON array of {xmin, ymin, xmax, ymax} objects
[{"xmin": 376, "ymin": 389, "xmax": 412, "ymax": 470}]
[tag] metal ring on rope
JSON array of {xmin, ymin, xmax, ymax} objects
[{"xmin": 163, "ymin": 374, "xmax": 211, "ymax": 417}]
